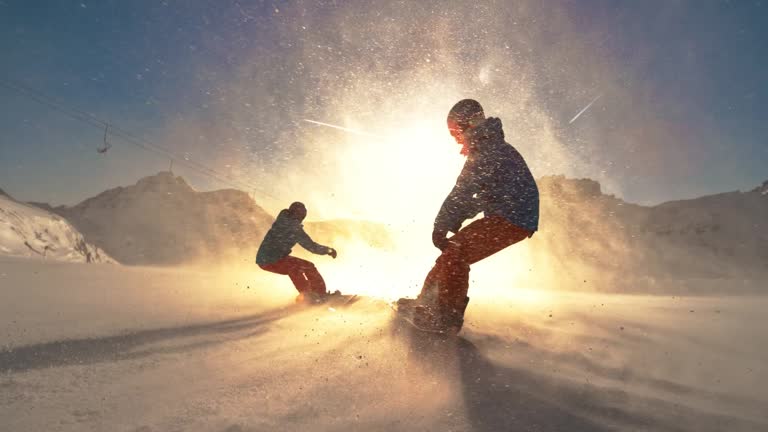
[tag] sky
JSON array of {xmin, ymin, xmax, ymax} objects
[{"xmin": 0, "ymin": 0, "xmax": 766, "ymax": 211}]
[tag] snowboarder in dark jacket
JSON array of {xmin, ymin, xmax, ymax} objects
[
  {"xmin": 398, "ymin": 99, "xmax": 539, "ymax": 333},
  {"xmin": 257, "ymin": 202, "xmax": 337, "ymax": 303}
]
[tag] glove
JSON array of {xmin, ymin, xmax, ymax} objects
[
  {"xmin": 432, "ymin": 230, "xmax": 449, "ymax": 251},
  {"xmin": 327, "ymin": 247, "xmax": 337, "ymax": 259}
]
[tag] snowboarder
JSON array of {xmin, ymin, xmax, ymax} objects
[
  {"xmin": 397, "ymin": 99, "xmax": 540, "ymax": 334},
  {"xmin": 257, "ymin": 202, "xmax": 338, "ymax": 303}
]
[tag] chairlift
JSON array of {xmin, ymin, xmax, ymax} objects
[{"xmin": 97, "ymin": 124, "xmax": 112, "ymax": 154}]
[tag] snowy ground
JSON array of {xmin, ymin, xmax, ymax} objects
[{"xmin": 1, "ymin": 259, "xmax": 766, "ymax": 432}]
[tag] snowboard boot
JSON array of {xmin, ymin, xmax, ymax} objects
[
  {"xmin": 408, "ymin": 296, "xmax": 470, "ymax": 335},
  {"xmin": 438, "ymin": 296, "xmax": 470, "ymax": 335},
  {"xmin": 296, "ymin": 291, "xmax": 325, "ymax": 305}
]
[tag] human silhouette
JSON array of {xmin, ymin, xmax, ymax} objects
[
  {"xmin": 257, "ymin": 202, "xmax": 337, "ymax": 303},
  {"xmin": 398, "ymin": 99, "xmax": 539, "ymax": 333}
]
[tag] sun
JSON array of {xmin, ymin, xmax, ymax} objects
[{"xmin": 299, "ymin": 105, "xmax": 542, "ymax": 304}]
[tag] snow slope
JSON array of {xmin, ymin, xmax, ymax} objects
[
  {"xmin": 0, "ymin": 194, "xmax": 112, "ymax": 263},
  {"xmin": 0, "ymin": 260, "xmax": 766, "ymax": 432}
]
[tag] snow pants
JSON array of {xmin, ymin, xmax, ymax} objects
[
  {"xmin": 259, "ymin": 256, "xmax": 327, "ymax": 295},
  {"xmin": 418, "ymin": 215, "xmax": 533, "ymax": 314}
]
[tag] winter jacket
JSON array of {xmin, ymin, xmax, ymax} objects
[
  {"xmin": 256, "ymin": 209, "xmax": 331, "ymax": 266},
  {"xmin": 434, "ymin": 117, "xmax": 539, "ymax": 235}
]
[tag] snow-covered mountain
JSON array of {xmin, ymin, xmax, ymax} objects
[
  {"xmin": 534, "ymin": 176, "xmax": 768, "ymax": 282},
  {"xmin": 47, "ymin": 172, "xmax": 274, "ymax": 265},
  {"xmin": 23, "ymin": 172, "xmax": 396, "ymax": 266},
  {"xmin": 14, "ymin": 172, "xmax": 767, "ymax": 280},
  {"xmin": 0, "ymin": 192, "xmax": 112, "ymax": 263}
]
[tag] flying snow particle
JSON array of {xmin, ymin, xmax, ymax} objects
[
  {"xmin": 302, "ymin": 119, "xmax": 382, "ymax": 139},
  {"xmin": 569, "ymin": 94, "xmax": 602, "ymax": 124}
]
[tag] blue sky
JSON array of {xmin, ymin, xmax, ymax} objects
[{"xmin": 0, "ymin": 0, "xmax": 766, "ymax": 206}]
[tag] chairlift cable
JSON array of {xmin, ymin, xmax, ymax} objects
[{"xmin": 0, "ymin": 77, "xmax": 280, "ymax": 204}]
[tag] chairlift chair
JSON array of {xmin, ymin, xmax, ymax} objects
[{"xmin": 97, "ymin": 124, "xmax": 112, "ymax": 154}]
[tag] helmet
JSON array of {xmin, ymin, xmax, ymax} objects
[
  {"xmin": 288, "ymin": 201, "xmax": 307, "ymax": 220},
  {"xmin": 447, "ymin": 99, "xmax": 484, "ymax": 136},
  {"xmin": 447, "ymin": 99, "xmax": 484, "ymax": 154}
]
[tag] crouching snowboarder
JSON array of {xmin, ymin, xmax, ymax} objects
[
  {"xmin": 397, "ymin": 99, "xmax": 540, "ymax": 334},
  {"xmin": 257, "ymin": 201, "xmax": 338, "ymax": 303}
]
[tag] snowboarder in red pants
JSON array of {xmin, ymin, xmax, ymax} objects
[
  {"xmin": 398, "ymin": 99, "xmax": 540, "ymax": 334},
  {"xmin": 257, "ymin": 202, "xmax": 337, "ymax": 303}
]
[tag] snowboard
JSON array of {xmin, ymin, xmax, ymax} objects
[
  {"xmin": 298, "ymin": 291, "xmax": 360, "ymax": 308},
  {"xmin": 324, "ymin": 293, "xmax": 360, "ymax": 307}
]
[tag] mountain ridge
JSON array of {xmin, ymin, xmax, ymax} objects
[
  {"xmin": 10, "ymin": 173, "xmax": 767, "ymax": 281},
  {"xmin": 42, "ymin": 172, "xmax": 274, "ymax": 265}
]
